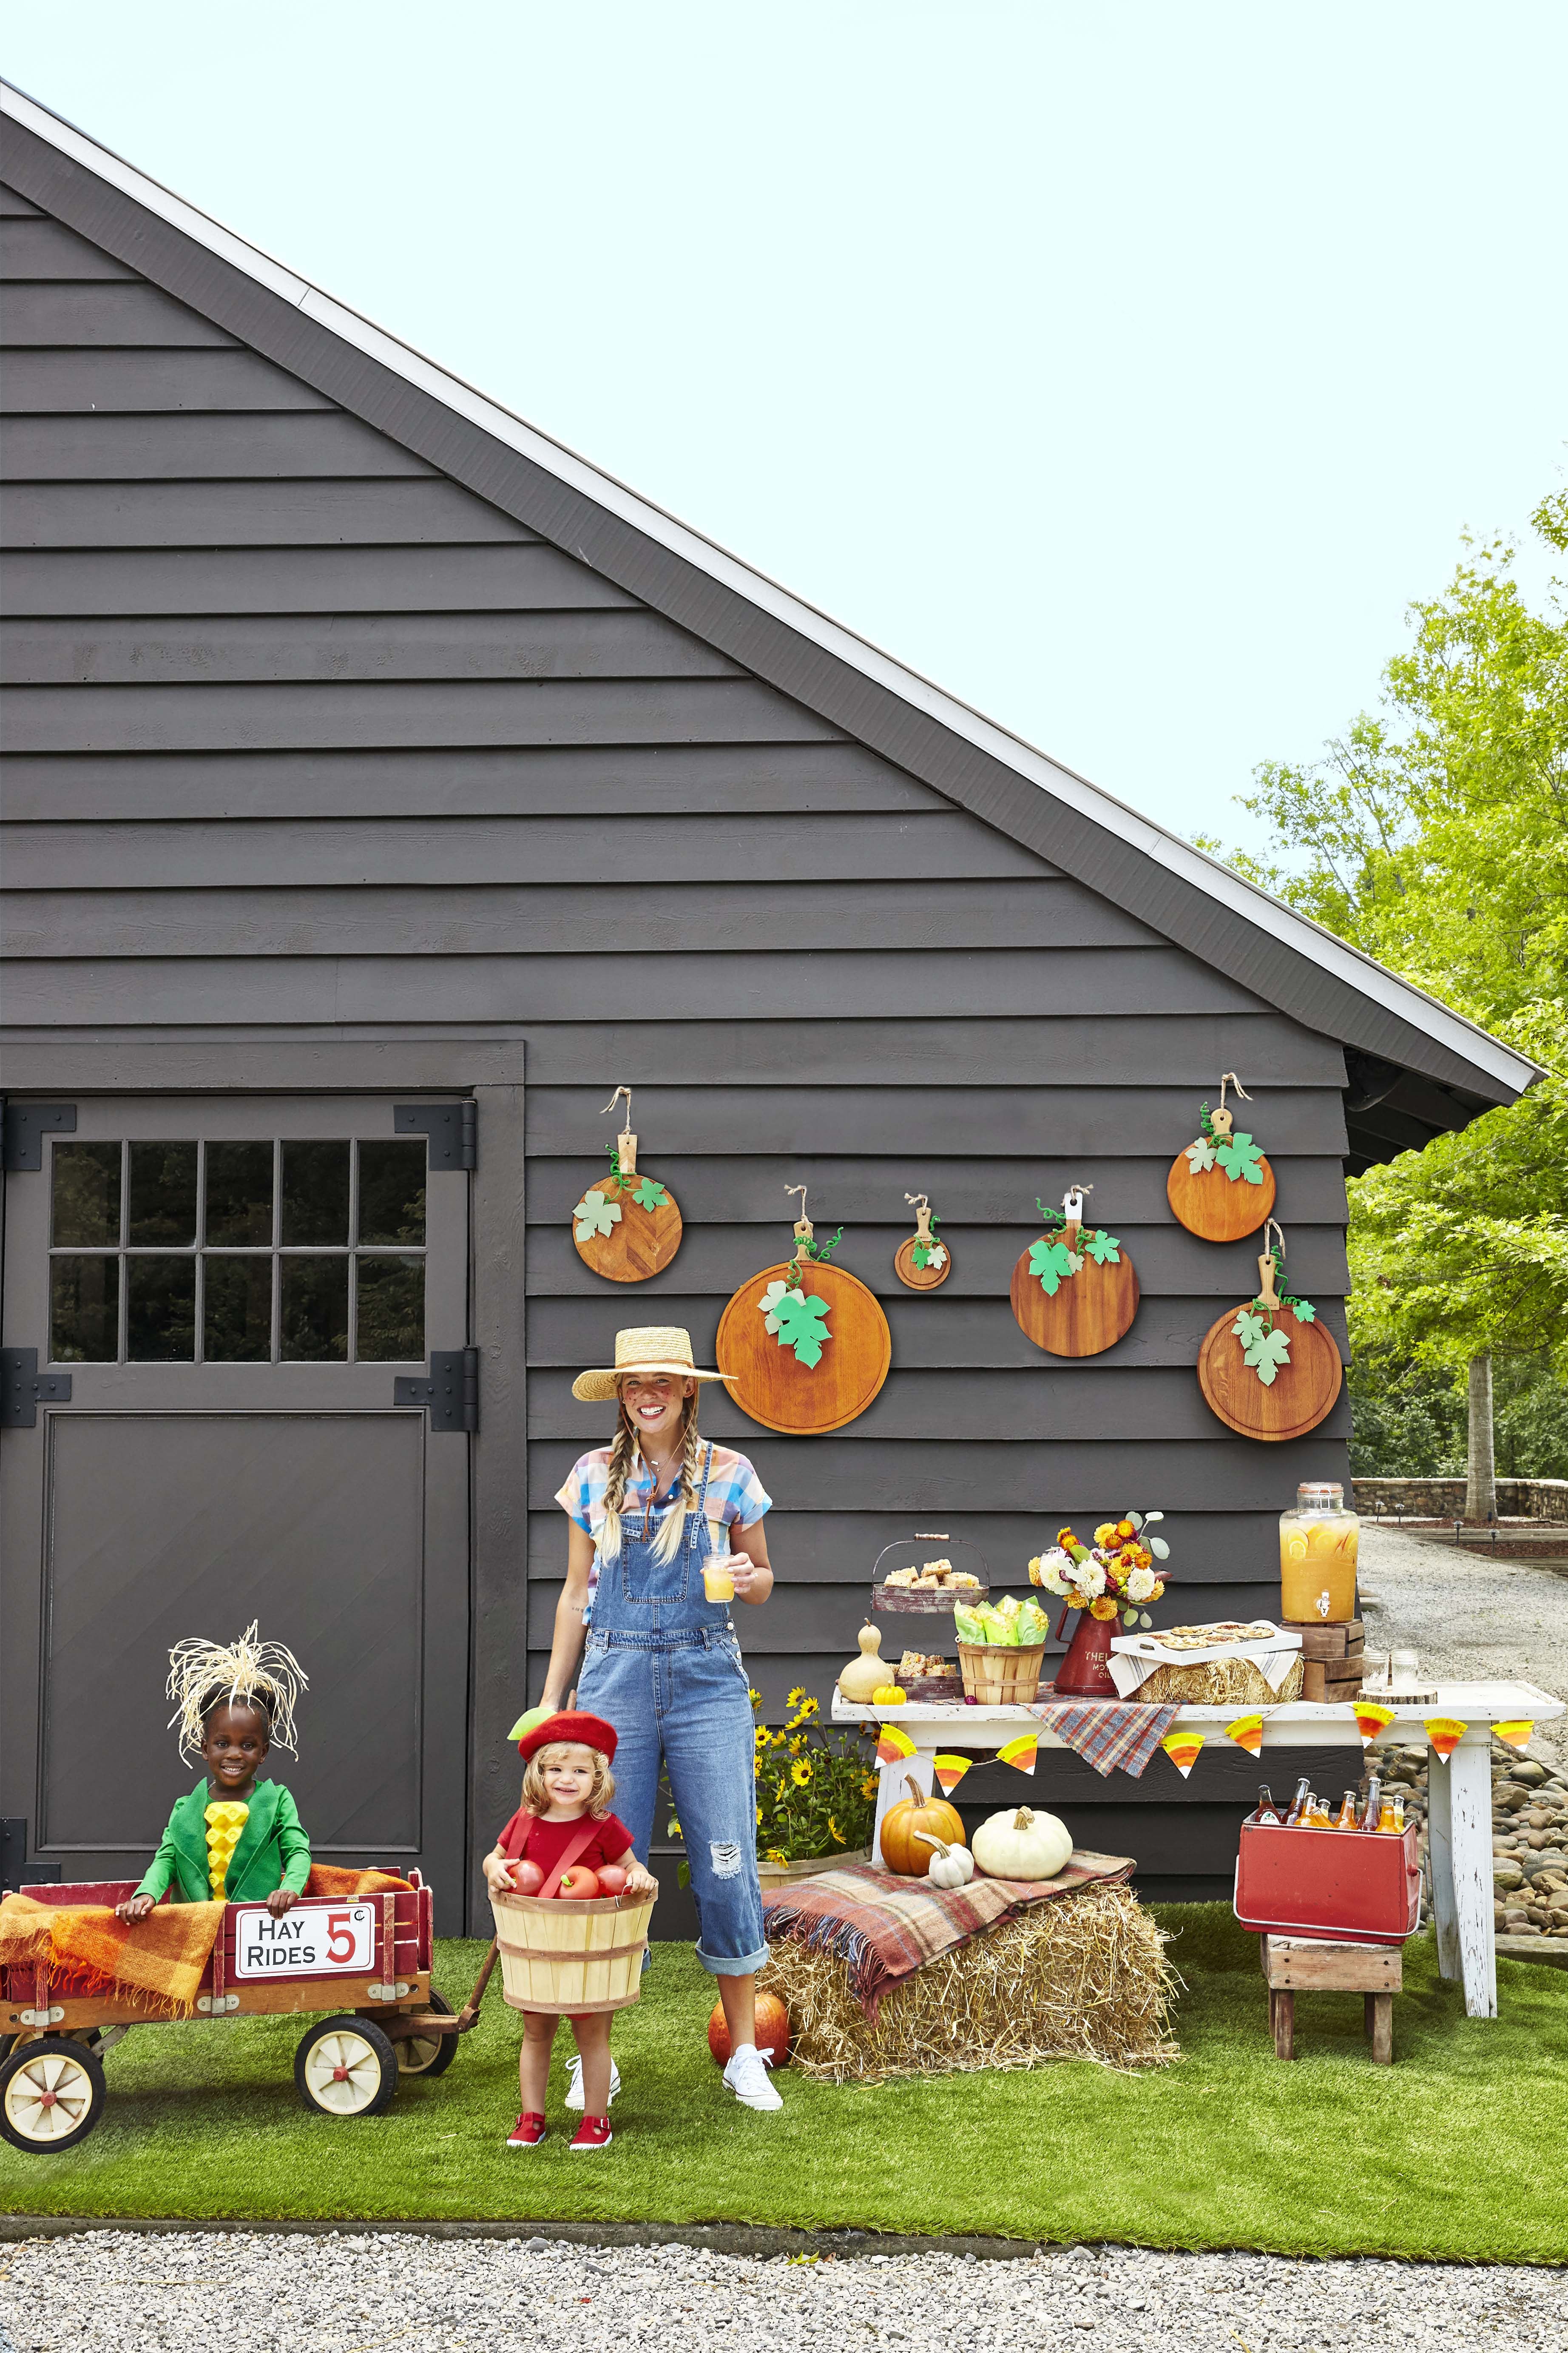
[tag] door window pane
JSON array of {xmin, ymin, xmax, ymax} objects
[
  {"xmin": 281, "ymin": 1255, "xmax": 349, "ymax": 1361},
  {"xmin": 358, "ymin": 1140, "xmax": 427, "ymax": 1246},
  {"xmin": 281, "ymin": 1141, "xmax": 350, "ymax": 1245},
  {"xmin": 356, "ymin": 1255, "xmax": 425, "ymax": 1360},
  {"xmin": 52, "ymin": 1142, "xmax": 121, "ymax": 1247},
  {"xmin": 51, "ymin": 1256, "xmax": 119, "ymax": 1362},
  {"xmin": 128, "ymin": 1142, "xmax": 198, "ymax": 1246},
  {"xmin": 205, "ymin": 1255, "xmax": 273, "ymax": 1362},
  {"xmin": 126, "ymin": 1256, "xmax": 197, "ymax": 1361},
  {"xmin": 206, "ymin": 1141, "xmax": 274, "ymax": 1246}
]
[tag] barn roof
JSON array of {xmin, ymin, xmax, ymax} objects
[{"xmin": 0, "ymin": 78, "xmax": 1538, "ymax": 1165}]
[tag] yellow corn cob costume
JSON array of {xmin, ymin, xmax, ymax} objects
[{"xmin": 203, "ymin": 1799, "xmax": 250, "ymax": 1898}]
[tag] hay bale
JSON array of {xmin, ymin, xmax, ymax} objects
[
  {"xmin": 1133, "ymin": 1653, "xmax": 1304, "ymax": 1706},
  {"xmin": 758, "ymin": 1881, "xmax": 1178, "ymax": 2085}
]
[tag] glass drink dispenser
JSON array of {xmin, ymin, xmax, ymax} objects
[{"xmin": 1279, "ymin": 1480, "xmax": 1359, "ymax": 1623}]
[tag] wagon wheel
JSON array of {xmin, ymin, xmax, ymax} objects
[
  {"xmin": 294, "ymin": 2015, "xmax": 398, "ymax": 2117},
  {"xmin": 393, "ymin": 1987, "xmax": 458, "ymax": 2079},
  {"xmin": 0, "ymin": 2035, "xmax": 107, "ymax": 2153},
  {"xmin": 0, "ymin": 2026, "xmax": 104, "ymax": 2064}
]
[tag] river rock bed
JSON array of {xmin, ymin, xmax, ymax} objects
[{"xmin": 1353, "ymin": 1740, "xmax": 1568, "ymax": 1942}]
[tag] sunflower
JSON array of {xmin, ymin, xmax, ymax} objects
[
  {"xmin": 787, "ymin": 1686, "xmax": 808, "ymax": 1707},
  {"xmin": 795, "ymin": 1696, "xmax": 819, "ymax": 1720},
  {"xmin": 756, "ymin": 1804, "xmax": 763, "ymax": 1826},
  {"xmin": 754, "ymin": 1725, "xmax": 770, "ymax": 1749},
  {"xmin": 791, "ymin": 1760, "xmax": 812, "ymax": 1787},
  {"xmin": 766, "ymin": 1848, "xmax": 788, "ymax": 1866},
  {"xmin": 667, "ymin": 1817, "xmax": 681, "ymax": 1838},
  {"xmin": 788, "ymin": 1734, "xmax": 806, "ymax": 1754},
  {"xmin": 861, "ymin": 1774, "xmax": 879, "ymax": 1800},
  {"xmin": 772, "ymin": 1729, "xmax": 787, "ymax": 1747},
  {"xmin": 828, "ymin": 1817, "xmax": 846, "ymax": 1844},
  {"xmin": 748, "ymin": 1686, "xmax": 764, "ymax": 1709}
]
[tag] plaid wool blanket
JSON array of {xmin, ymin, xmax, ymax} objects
[
  {"xmin": 1029, "ymin": 1696, "xmax": 1181, "ymax": 1778},
  {"xmin": 761, "ymin": 1849, "xmax": 1134, "ymax": 2016}
]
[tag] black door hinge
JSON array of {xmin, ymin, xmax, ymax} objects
[
  {"xmin": 0, "ymin": 1820, "xmax": 61, "ymax": 1893},
  {"xmin": 395, "ymin": 1346, "xmax": 478, "ymax": 1432},
  {"xmin": 3, "ymin": 1103, "xmax": 76, "ymax": 1172},
  {"xmin": 393, "ymin": 1101, "xmax": 476, "ymax": 1169},
  {"xmin": 0, "ymin": 1349, "xmax": 73, "ymax": 1428}
]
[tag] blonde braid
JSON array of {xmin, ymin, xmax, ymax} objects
[
  {"xmin": 650, "ymin": 1399, "xmax": 705, "ymax": 1566},
  {"xmin": 597, "ymin": 1408, "xmax": 640, "ymax": 1562}
]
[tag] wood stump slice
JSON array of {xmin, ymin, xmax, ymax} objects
[
  {"xmin": 1009, "ymin": 1246, "xmax": 1139, "ymax": 1357},
  {"xmin": 893, "ymin": 1237, "xmax": 952, "ymax": 1292},
  {"xmin": 1196, "ymin": 1303, "xmax": 1343, "ymax": 1441},
  {"xmin": 572, "ymin": 1186, "xmax": 683, "ymax": 1283},
  {"xmin": 1166, "ymin": 1151, "xmax": 1276, "ymax": 1241},
  {"xmin": 717, "ymin": 1260, "xmax": 892, "ymax": 1435}
]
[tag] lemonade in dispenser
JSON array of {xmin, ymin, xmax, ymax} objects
[{"xmin": 1279, "ymin": 1481, "xmax": 1358, "ymax": 1622}]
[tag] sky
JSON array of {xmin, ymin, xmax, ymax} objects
[{"xmin": 6, "ymin": 2, "xmax": 1564, "ymax": 853}]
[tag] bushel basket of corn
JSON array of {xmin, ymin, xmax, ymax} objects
[
  {"xmin": 489, "ymin": 1884, "xmax": 657, "ymax": 2015},
  {"xmin": 953, "ymin": 1593, "xmax": 1050, "ymax": 1704}
]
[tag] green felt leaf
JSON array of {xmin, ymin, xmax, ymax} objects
[
  {"xmin": 1242, "ymin": 1324, "xmax": 1293, "ymax": 1384},
  {"xmin": 573, "ymin": 1189, "xmax": 622, "ymax": 1242},
  {"xmin": 757, "ymin": 1278, "xmax": 801, "ymax": 1336},
  {"xmin": 1185, "ymin": 1137, "xmax": 1217, "ymax": 1175},
  {"xmin": 1083, "ymin": 1229, "xmax": 1122, "ymax": 1265},
  {"xmin": 1028, "ymin": 1237, "xmax": 1077, "ymax": 1296},
  {"xmin": 1232, "ymin": 1308, "xmax": 1268, "ymax": 1349},
  {"xmin": 1216, "ymin": 1132, "xmax": 1267, "ymax": 1185},
  {"xmin": 1290, "ymin": 1297, "xmax": 1318, "ymax": 1324},
  {"xmin": 630, "ymin": 1177, "xmax": 668, "ymax": 1212},
  {"xmin": 772, "ymin": 1289, "xmax": 832, "ymax": 1367}
]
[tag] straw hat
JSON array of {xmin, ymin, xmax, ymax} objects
[{"xmin": 572, "ymin": 1325, "xmax": 733, "ymax": 1404}]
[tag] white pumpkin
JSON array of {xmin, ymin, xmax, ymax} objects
[
  {"xmin": 970, "ymin": 1804, "xmax": 1072, "ymax": 1882},
  {"xmin": 915, "ymin": 1832, "xmax": 975, "ymax": 1889}
]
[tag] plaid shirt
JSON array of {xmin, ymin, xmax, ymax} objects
[{"xmin": 556, "ymin": 1443, "xmax": 772, "ymax": 1598}]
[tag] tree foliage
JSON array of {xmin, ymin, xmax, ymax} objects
[{"xmin": 1199, "ymin": 487, "xmax": 1568, "ymax": 1401}]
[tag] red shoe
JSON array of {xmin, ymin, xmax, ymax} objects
[
  {"xmin": 506, "ymin": 2111, "xmax": 547, "ymax": 2148},
  {"xmin": 569, "ymin": 2113, "xmax": 613, "ymax": 2152}
]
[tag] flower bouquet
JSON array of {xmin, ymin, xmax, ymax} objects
[{"xmin": 1027, "ymin": 1510, "xmax": 1173, "ymax": 1700}]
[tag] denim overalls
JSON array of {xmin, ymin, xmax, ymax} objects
[{"xmin": 577, "ymin": 1443, "xmax": 767, "ymax": 1976}]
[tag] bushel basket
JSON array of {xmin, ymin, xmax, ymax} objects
[
  {"xmin": 489, "ymin": 1886, "xmax": 657, "ymax": 2014},
  {"xmin": 957, "ymin": 1642, "xmax": 1045, "ymax": 1704}
]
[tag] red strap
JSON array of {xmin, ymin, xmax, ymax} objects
[{"xmin": 501, "ymin": 1811, "xmax": 600, "ymax": 1898}]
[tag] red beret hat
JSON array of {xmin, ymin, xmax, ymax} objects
[{"xmin": 517, "ymin": 1709, "xmax": 619, "ymax": 1764}]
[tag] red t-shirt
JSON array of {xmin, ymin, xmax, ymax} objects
[{"xmin": 497, "ymin": 1809, "xmax": 634, "ymax": 1879}]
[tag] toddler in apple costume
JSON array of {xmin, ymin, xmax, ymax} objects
[{"xmin": 481, "ymin": 1709, "xmax": 656, "ymax": 2151}]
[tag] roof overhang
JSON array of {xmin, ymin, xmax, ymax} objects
[{"xmin": 0, "ymin": 79, "xmax": 1541, "ymax": 1151}]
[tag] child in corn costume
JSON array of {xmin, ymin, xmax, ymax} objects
[{"xmin": 116, "ymin": 1623, "xmax": 312, "ymax": 1922}]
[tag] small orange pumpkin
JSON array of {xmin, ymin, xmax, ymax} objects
[{"xmin": 880, "ymin": 1773, "xmax": 965, "ymax": 1876}]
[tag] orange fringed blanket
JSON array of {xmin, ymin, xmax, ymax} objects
[{"xmin": 0, "ymin": 1866, "xmax": 413, "ymax": 2017}]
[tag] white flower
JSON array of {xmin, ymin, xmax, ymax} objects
[
  {"xmin": 1126, "ymin": 1566, "xmax": 1157, "ymax": 1602},
  {"xmin": 758, "ymin": 1279, "xmax": 803, "ymax": 1335},
  {"xmin": 1075, "ymin": 1561, "xmax": 1107, "ymax": 1598}
]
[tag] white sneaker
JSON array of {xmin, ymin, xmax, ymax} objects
[
  {"xmin": 565, "ymin": 2053, "xmax": 621, "ymax": 2111},
  {"xmin": 722, "ymin": 2042, "xmax": 782, "ymax": 2111}
]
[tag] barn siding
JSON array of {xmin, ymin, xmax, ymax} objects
[{"xmin": 0, "ymin": 185, "xmax": 1352, "ymax": 1904}]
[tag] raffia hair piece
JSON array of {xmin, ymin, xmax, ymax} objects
[{"xmin": 165, "ymin": 1620, "xmax": 308, "ymax": 1761}]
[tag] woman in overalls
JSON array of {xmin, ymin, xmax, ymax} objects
[{"xmin": 540, "ymin": 1326, "xmax": 781, "ymax": 2113}]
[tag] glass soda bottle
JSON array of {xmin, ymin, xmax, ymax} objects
[
  {"xmin": 1332, "ymin": 1790, "xmax": 1359, "ymax": 1830},
  {"xmin": 1307, "ymin": 1793, "xmax": 1333, "ymax": 1827},
  {"xmin": 1361, "ymin": 1774, "xmax": 1383, "ymax": 1832},
  {"xmin": 1244, "ymin": 1785, "xmax": 1282, "ymax": 1826},
  {"xmin": 1378, "ymin": 1789, "xmax": 1405, "ymax": 1835},
  {"xmin": 1285, "ymin": 1776, "xmax": 1313, "ymax": 1827}
]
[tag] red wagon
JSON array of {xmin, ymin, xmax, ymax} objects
[{"xmin": 0, "ymin": 1875, "xmax": 495, "ymax": 2152}]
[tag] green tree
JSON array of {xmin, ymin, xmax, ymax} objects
[{"xmin": 1200, "ymin": 488, "xmax": 1568, "ymax": 1509}]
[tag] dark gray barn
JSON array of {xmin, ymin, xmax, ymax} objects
[{"xmin": 0, "ymin": 84, "xmax": 1534, "ymax": 1929}]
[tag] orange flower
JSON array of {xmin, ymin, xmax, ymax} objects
[
  {"xmin": 1057, "ymin": 1527, "xmax": 1077, "ymax": 1550},
  {"xmin": 1067, "ymin": 1591, "xmax": 1088, "ymax": 1608},
  {"xmin": 1090, "ymin": 1596, "xmax": 1119, "ymax": 1620},
  {"xmin": 1115, "ymin": 1519, "xmax": 1137, "ymax": 1540},
  {"xmin": 1151, "ymin": 1581, "xmax": 1166, "ymax": 1601}
]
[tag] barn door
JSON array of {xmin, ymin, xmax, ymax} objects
[{"xmin": 0, "ymin": 1095, "xmax": 472, "ymax": 1926}]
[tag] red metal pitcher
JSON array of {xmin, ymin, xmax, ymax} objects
[{"xmin": 1051, "ymin": 1602, "xmax": 1118, "ymax": 1699}]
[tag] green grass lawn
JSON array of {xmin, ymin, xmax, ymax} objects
[{"xmin": 3, "ymin": 1907, "xmax": 1564, "ymax": 2263}]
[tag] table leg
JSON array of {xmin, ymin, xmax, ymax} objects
[
  {"xmin": 1271, "ymin": 1987, "xmax": 1295, "ymax": 2061},
  {"xmin": 1447, "ymin": 1738, "xmax": 1497, "ymax": 2019},
  {"xmin": 872, "ymin": 1750, "xmax": 933, "ymax": 1865},
  {"xmin": 1426, "ymin": 1741, "xmax": 1460, "ymax": 1980},
  {"xmin": 1364, "ymin": 1992, "xmax": 1393, "ymax": 2063}
]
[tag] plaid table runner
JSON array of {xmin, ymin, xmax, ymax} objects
[
  {"xmin": 1028, "ymin": 1695, "xmax": 1180, "ymax": 1778},
  {"xmin": 761, "ymin": 1849, "xmax": 1134, "ymax": 2016}
]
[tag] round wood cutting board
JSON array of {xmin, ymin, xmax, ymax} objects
[
  {"xmin": 1009, "ymin": 1244, "xmax": 1139, "ymax": 1358},
  {"xmin": 717, "ymin": 1260, "xmax": 892, "ymax": 1435},
  {"xmin": 893, "ymin": 1236, "xmax": 952, "ymax": 1291},
  {"xmin": 572, "ymin": 1182, "xmax": 683, "ymax": 1283},
  {"xmin": 1196, "ymin": 1303, "xmax": 1342, "ymax": 1441},
  {"xmin": 1166, "ymin": 1150, "xmax": 1276, "ymax": 1242}
]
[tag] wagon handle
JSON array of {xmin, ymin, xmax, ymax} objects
[{"xmin": 455, "ymin": 1938, "xmax": 500, "ymax": 2029}]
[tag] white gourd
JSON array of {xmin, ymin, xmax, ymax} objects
[
  {"xmin": 970, "ymin": 1805, "xmax": 1072, "ymax": 1882},
  {"xmin": 836, "ymin": 1623, "xmax": 888, "ymax": 1704},
  {"xmin": 915, "ymin": 1832, "xmax": 975, "ymax": 1889}
]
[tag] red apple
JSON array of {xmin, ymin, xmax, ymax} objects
[
  {"xmin": 511, "ymin": 1858, "xmax": 545, "ymax": 1895},
  {"xmin": 595, "ymin": 1863, "xmax": 629, "ymax": 1896},
  {"xmin": 707, "ymin": 1991, "xmax": 790, "ymax": 2067},
  {"xmin": 557, "ymin": 1864, "xmax": 600, "ymax": 1900}
]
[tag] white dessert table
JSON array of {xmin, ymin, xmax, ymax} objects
[{"xmin": 835, "ymin": 1680, "xmax": 1565, "ymax": 2018}]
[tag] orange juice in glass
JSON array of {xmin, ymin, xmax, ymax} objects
[
  {"xmin": 703, "ymin": 1526, "xmax": 735, "ymax": 1604},
  {"xmin": 1279, "ymin": 1482, "xmax": 1358, "ymax": 1622}
]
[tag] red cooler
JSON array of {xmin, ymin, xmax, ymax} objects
[{"xmin": 1234, "ymin": 1821, "xmax": 1422, "ymax": 1945}]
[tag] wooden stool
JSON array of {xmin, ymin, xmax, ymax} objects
[{"xmin": 1261, "ymin": 1934, "xmax": 1402, "ymax": 2063}]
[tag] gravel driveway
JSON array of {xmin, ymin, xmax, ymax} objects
[
  {"xmin": 1358, "ymin": 1526, "xmax": 1568, "ymax": 1767},
  {"xmin": 0, "ymin": 2229, "xmax": 1562, "ymax": 2352}
]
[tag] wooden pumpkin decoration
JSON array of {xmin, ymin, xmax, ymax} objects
[
  {"xmin": 571, "ymin": 1085, "xmax": 683, "ymax": 1283},
  {"xmin": 1196, "ymin": 1219, "xmax": 1343, "ymax": 1441},
  {"xmin": 894, "ymin": 1192, "xmax": 952, "ymax": 1291},
  {"xmin": 879, "ymin": 1773, "xmax": 965, "ymax": 1877},
  {"xmin": 1010, "ymin": 1185, "xmax": 1139, "ymax": 1357},
  {"xmin": 717, "ymin": 1189, "xmax": 892, "ymax": 1436},
  {"xmin": 1166, "ymin": 1072, "xmax": 1276, "ymax": 1242}
]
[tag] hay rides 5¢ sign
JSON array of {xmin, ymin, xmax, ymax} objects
[{"xmin": 232, "ymin": 1901, "xmax": 376, "ymax": 1978}]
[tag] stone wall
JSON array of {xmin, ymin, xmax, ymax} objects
[{"xmin": 1352, "ymin": 1477, "xmax": 1568, "ymax": 1522}]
